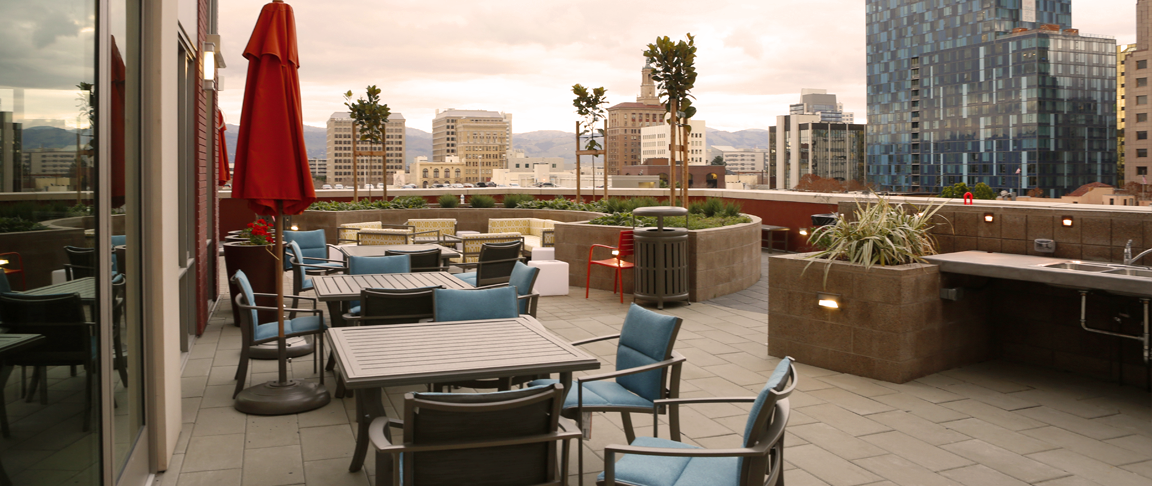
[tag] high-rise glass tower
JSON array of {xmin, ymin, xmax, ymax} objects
[{"xmin": 867, "ymin": 0, "xmax": 1118, "ymax": 196}]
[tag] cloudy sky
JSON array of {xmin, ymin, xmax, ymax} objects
[{"xmin": 217, "ymin": 0, "xmax": 1138, "ymax": 133}]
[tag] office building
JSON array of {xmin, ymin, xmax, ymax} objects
[
  {"xmin": 308, "ymin": 157, "xmax": 327, "ymax": 181},
  {"xmin": 1119, "ymin": 43, "xmax": 1138, "ymax": 184},
  {"xmin": 713, "ymin": 145, "xmax": 769, "ymax": 172},
  {"xmin": 432, "ymin": 109, "xmax": 512, "ymax": 183},
  {"xmin": 0, "ymin": 110, "xmax": 21, "ymax": 192},
  {"xmin": 640, "ymin": 119, "xmax": 707, "ymax": 165},
  {"xmin": 867, "ymin": 0, "xmax": 1119, "ymax": 196},
  {"xmin": 790, "ymin": 88, "xmax": 854, "ymax": 123},
  {"xmin": 606, "ymin": 63, "xmax": 666, "ymax": 175},
  {"xmin": 1124, "ymin": 0, "xmax": 1152, "ymax": 185},
  {"xmin": 326, "ymin": 111, "xmax": 406, "ymax": 187}
]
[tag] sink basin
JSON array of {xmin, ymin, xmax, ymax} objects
[
  {"xmin": 1041, "ymin": 262, "xmax": 1112, "ymax": 272},
  {"xmin": 1104, "ymin": 268, "xmax": 1152, "ymax": 278}
]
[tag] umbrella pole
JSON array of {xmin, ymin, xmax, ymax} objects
[{"xmin": 276, "ymin": 201, "xmax": 289, "ymax": 384}]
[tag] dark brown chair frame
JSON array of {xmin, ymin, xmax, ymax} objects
[
  {"xmin": 384, "ymin": 247, "xmax": 446, "ymax": 273},
  {"xmin": 230, "ymin": 274, "xmax": 326, "ymax": 399},
  {"xmin": 458, "ymin": 240, "xmax": 525, "ymax": 287},
  {"xmin": 63, "ymin": 246, "xmax": 97, "ymax": 281}
]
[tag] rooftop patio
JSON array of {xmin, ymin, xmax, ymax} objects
[{"xmin": 154, "ymin": 250, "xmax": 1151, "ymax": 486}]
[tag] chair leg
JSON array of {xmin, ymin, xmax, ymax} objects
[
  {"xmin": 0, "ymin": 364, "xmax": 12, "ymax": 438},
  {"xmin": 233, "ymin": 346, "xmax": 250, "ymax": 399},
  {"xmin": 82, "ymin": 363, "xmax": 93, "ymax": 432},
  {"xmin": 621, "ymin": 412, "xmax": 636, "ymax": 444},
  {"xmin": 24, "ymin": 367, "xmax": 39, "ymax": 403},
  {"xmin": 317, "ymin": 333, "xmax": 325, "ymax": 385},
  {"xmin": 38, "ymin": 366, "xmax": 48, "ymax": 405},
  {"xmin": 585, "ymin": 262, "xmax": 592, "ymax": 299},
  {"xmin": 616, "ymin": 268, "xmax": 623, "ymax": 304}
]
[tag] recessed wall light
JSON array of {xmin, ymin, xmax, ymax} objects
[
  {"xmin": 817, "ymin": 293, "xmax": 841, "ymax": 309},
  {"xmin": 1061, "ymin": 216, "xmax": 1073, "ymax": 227},
  {"xmin": 799, "ymin": 228, "xmax": 809, "ymax": 236},
  {"xmin": 984, "ymin": 213, "xmax": 994, "ymax": 223}
]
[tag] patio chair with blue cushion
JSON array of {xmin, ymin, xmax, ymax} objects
[
  {"xmin": 599, "ymin": 357, "xmax": 797, "ymax": 486},
  {"xmin": 230, "ymin": 270, "xmax": 326, "ymax": 399},
  {"xmin": 285, "ymin": 240, "xmax": 345, "ymax": 314},
  {"xmin": 384, "ymin": 247, "xmax": 445, "ymax": 273},
  {"xmin": 506, "ymin": 261, "xmax": 541, "ymax": 318},
  {"xmin": 283, "ymin": 229, "xmax": 345, "ymax": 273},
  {"xmin": 344, "ymin": 255, "xmax": 411, "ymax": 318},
  {"xmin": 528, "ymin": 303, "xmax": 686, "ymax": 475},
  {"xmin": 431, "ymin": 285, "xmax": 534, "ymax": 391},
  {"xmin": 369, "ymin": 383, "xmax": 581, "ymax": 486},
  {"xmin": 343, "ymin": 286, "xmax": 440, "ymax": 326}
]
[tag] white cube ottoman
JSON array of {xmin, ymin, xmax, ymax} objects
[
  {"xmin": 527, "ymin": 260, "xmax": 568, "ymax": 296},
  {"xmin": 531, "ymin": 247, "xmax": 555, "ymax": 261}
]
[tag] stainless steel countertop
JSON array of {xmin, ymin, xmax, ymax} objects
[{"xmin": 923, "ymin": 251, "xmax": 1152, "ymax": 297}]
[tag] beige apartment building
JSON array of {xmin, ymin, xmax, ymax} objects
[
  {"xmin": 411, "ymin": 155, "xmax": 468, "ymax": 187},
  {"xmin": 606, "ymin": 64, "xmax": 665, "ymax": 175},
  {"xmin": 1126, "ymin": 0, "xmax": 1152, "ymax": 185},
  {"xmin": 326, "ymin": 111, "xmax": 406, "ymax": 187},
  {"xmin": 640, "ymin": 119, "xmax": 707, "ymax": 165},
  {"xmin": 432, "ymin": 109, "xmax": 512, "ymax": 183}
]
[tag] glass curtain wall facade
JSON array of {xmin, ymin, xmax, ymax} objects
[
  {"xmin": 866, "ymin": 0, "xmax": 1075, "ymax": 192},
  {"xmin": 802, "ymin": 123, "xmax": 867, "ymax": 183}
]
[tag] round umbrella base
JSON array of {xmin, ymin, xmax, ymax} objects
[
  {"xmin": 249, "ymin": 336, "xmax": 314, "ymax": 360},
  {"xmin": 234, "ymin": 380, "xmax": 331, "ymax": 415}
]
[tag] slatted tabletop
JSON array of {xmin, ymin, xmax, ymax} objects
[
  {"xmin": 327, "ymin": 316, "xmax": 600, "ymax": 389},
  {"xmin": 311, "ymin": 272, "xmax": 471, "ymax": 302},
  {"xmin": 0, "ymin": 334, "xmax": 45, "ymax": 356},
  {"xmin": 20, "ymin": 277, "xmax": 95, "ymax": 301},
  {"xmin": 339, "ymin": 244, "xmax": 460, "ymax": 260}
]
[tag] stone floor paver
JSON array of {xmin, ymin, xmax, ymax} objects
[{"xmin": 149, "ymin": 250, "xmax": 1151, "ymax": 486}]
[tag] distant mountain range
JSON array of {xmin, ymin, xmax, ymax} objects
[{"xmin": 20, "ymin": 123, "xmax": 772, "ymax": 168}]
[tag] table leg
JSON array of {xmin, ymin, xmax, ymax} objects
[
  {"xmin": 326, "ymin": 300, "xmax": 346, "ymax": 329},
  {"xmin": 558, "ymin": 372, "xmax": 584, "ymax": 486},
  {"xmin": 349, "ymin": 387, "xmax": 386, "ymax": 472}
]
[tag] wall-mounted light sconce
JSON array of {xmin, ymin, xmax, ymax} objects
[
  {"xmin": 1061, "ymin": 216, "xmax": 1073, "ymax": 227},
  {"xmin": 202, "ymin": 42, "xmax": 216, "ymax": 90},
  {"xmin": 290, "ymin": 225, "xmax": 299, "ymax": 231},
  {"xmin": 983, "ymin": 213, "xmax": 994, "ymax": 223},
  {"xmin": 817, "ymin": 292, "xmax": 841, "ymax": 310},
  {"xmin": 799, "ymin": 228, "xmax": 809, "ymax": 236}
]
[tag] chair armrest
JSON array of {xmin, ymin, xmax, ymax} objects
[
  {"xmin": 376, "ymin": 428, "xmax": 582, "ymax": 454},
  {"xmin": 368, "ymin": 417, "xmax": 404, "ymax": 450},
  {"xmin": 576, "ymin": 354, "xmax": 686, "ymax": 384},
  {"xmin": 250, "ymin": 293, "xmax": 320, "ymax": 304},
  {"xmin": 293, "ymin": 261, "xmax": 346, "ymax": 273},
  {"xmin": 569, "ymin": 334, "xmax": 621, "ymax": 346},
  {"xmin": 475, "ymin": 283, "xmax": 510, "ymax": 290},
  {"xmin": 604, "ymin": 443, "xmax": 764, "ymax": 459},
  {"xmin": 518, "ymin": 293, "xmax": 540, "ymax": 318},
  {"xmin": 653, "ymin": 397, "xmax": 756, "ymax": 408}
]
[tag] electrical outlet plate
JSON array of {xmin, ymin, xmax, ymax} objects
[{"xmin": 1034, "ymin": 238, "xmax": 1055, "ymax": 253}]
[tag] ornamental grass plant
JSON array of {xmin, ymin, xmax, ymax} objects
[{"xmin": 804, "ymin": 196, "xmax": 946, "ymax": 285}]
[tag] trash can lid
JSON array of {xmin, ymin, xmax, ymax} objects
[{"xmin": 633, "ymin": 206, "xmax": 689, "ymax": 217}]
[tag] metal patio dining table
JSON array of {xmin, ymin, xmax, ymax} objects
[
  {"xmin": 311, "ymin": 271, "xmax": 472, "ymax": 328},
  {"xmin": 325, "ymin": 316, "xmax": 600, "ymax": 473}
]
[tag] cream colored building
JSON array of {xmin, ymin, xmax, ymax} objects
[
  {"xmin": 432, "ymin": 108, "xmax": 512, "ymax": 183},
  {"xmin": 640, "ymin": 119, "xmax": 707, "ymax": 165},
  {"xmin": 412, "ymin": 155, "xmax": 468, "ymax": 187},
  {"xmin": 326, "ymin": 111, "xmax": 406, "ymax": 187}
]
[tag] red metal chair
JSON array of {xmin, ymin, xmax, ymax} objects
[
  {"xmin": 0, "ymin": 252, "xmax": 25, "ymax": 291},
  {"xmin": 586, "ymin": 230, "xmax": 635, "ymax": 303}
]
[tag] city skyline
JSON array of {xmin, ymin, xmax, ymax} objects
[{"xmin": 215, "ymin": 0, "xmax": 1137, "ymax": 134}]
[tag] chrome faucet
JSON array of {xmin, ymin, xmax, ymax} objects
[{"xmin": 1124, "ymin": 239, "xmax": 1152, "ymax": 265}]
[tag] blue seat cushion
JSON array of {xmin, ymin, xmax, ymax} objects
[
  {"xmin": 433, "ymin": 286, "xmax": 519, "ymax": 322},
  {"xmin": 527, "ymin": 379, "xmax": 653, "ymax": 410},
  {"xmin": 348, "ymin": 305, "xmax": 360, "ymax": 316},
  {"xmin": 254, "ymin": 314, "xmax": 324, "ymax": 341},
  {"xmin": 284, "ymin": 230, "xmax": 328, "ymax": 270},
  {"xmin": 300, "ymin": 277, "xmax": 313, "ymax": 291},
  {"xmin": 596, "ymin": 436, "xmax": 739, "ymax": 486},
  {"xmin": 453, "ymin": 272, "xmax": 477, "ymax": 286}
]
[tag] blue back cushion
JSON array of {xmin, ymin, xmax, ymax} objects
[
  {"xmin": 283, "ymin": 230, "xmax": 327, "ymax": 269},
  {"xmin": 0, "ymin": 271, "xmax": 9, "ymax": 293},
  {"xmin": 233, "ymin": 270, "xmax": 259, "ymax": 327},
  {"xmin": 111, "ymin": 235, "xmax": 126, "ymax": 247},
  {"xmin": 434, "ymin": 286, "xmax": 519, "ymax": 322},
  {"xmin": 738, "ymin": 357, "xmax": 791, "ymax": 472},
  {"xmin": 286, "ymin": 241, "xmax": 305, "ymax": 268},
  {"xmin": 349, "ymin": 255, "xmax": 410, "ymax": 275},
  {"xmin": 508, "ymin": 261, "xmax": 538, "ymax": 314},
  {"xmin": 615, "ymin": 304, "xmax": 680, "ymax": 402}
]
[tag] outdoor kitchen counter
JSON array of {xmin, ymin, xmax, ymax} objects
[{"xmin": 924, "ymin": 251, "xmax": 1152, "ymax": 297}]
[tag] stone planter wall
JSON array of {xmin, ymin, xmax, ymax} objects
[
  {"xmin": 291, "ymin": 208, "xmax": 603, "ymax": 245},
  {"xmin": 556, "ymin": 216, "xmax": 762, "ymax": 302},
  {"xmin": 768, "ymin": 253, "xmax": 992, "ymax": 383}
]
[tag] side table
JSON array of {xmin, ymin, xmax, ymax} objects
[{"xmin": 527, "ymin": 260, "xmax": 568, "ymax": 296}]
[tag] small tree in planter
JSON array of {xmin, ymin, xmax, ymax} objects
[
  {"xmin": 644, "ymin": 34, "xmax": 698, "ymax": 208},
  {"xmin": 344, "ymin": 85, "xmax": 391, "ymax": 202},
  {"xmin": 572, "ymin": 84, "xmax": 608, "ymax": 202}
]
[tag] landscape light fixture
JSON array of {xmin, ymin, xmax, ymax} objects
[
  {"xmin": 202, "ymin": 42, "xmax": 216, "ymax": 90},
  {"xmin": 290, "ymin": 225, "xmax": 299, "ymax": 231},
  {"xmin": 817, "ymin": 293, "xmax": 841, "ymax": 309},
  {"xmin": 1061, "ymin": 216, "xmax": 1074, "ymax": 227},
  {"xmin": 799, "ymin": 228, "xmax": 809, "ymax": 236},
  {"xmin": 984, "ymin": 213, "xmax": 994, "ymax": 223},
  {"xmin": 0, "ymin": 259, "xmax": 8, "ymax": 267}
]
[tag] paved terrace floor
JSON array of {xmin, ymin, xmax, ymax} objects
[{"xmin": 156, "ymin": 251, "xmax": 1152, "ymax": 486}]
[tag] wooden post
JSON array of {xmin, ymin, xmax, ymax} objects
[
  {"xmin": 603, "ymin": 118, "xmax": 609, "ymax": 200},
  {"xmin": 352, "ymin": 128, "xmax": 359, "ymax": 202},
  {"xmin": 575, "ymin": 121, "xmax": 581, "ymax": 202},
  {"xmin": 668, "ymin": 99, "xmax": 678, "ymax": 207},
  {"xmin": 681, "ymin": 122, "xmax": 689, "ymax": 208}
]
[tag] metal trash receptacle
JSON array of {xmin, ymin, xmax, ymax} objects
[
  {"xmin": 811, "ymin": 213, "xmax": 838, "ymax": 227},
  {"xmin": 632, "ymin": 206, "xmax": 690, "ymax": 309}
]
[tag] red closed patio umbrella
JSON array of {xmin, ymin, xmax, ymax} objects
[
  {"xmin": 216, "ymin": 110, "xmax": 230, "ymax": 186},
  {"xmin": 230, "ymin": 0, "xmax": 327, "ymax": 415}
]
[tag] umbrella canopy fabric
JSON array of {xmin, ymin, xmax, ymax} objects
[
  {"xmin": 217, "ymin": 110, "xmax": 231, "ymax": 186},
  {"xmin": 231, "ymin": 1, "xmax": 315, "ymax": 216}
]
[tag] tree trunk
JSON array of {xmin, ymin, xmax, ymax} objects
[
  {"xmin": 575, "ymin": 121, "xmax": 581, "ymax": 202},
  {"xmin": 681, "ymin": 123, "xmax": 689, "ymax": 208},
  {"xmin": 603, "ymin": 118, "xmax": 609, "ymax": 200},
  {"xmin": 668, "ymin": 99, "xmax": 678, "ymax": 207}
]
